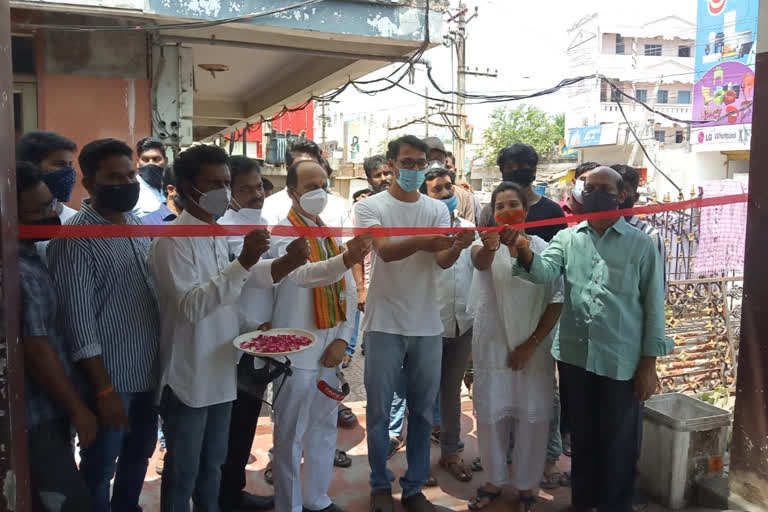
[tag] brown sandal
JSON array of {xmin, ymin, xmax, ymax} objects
[{"xmin": 439, "ymin": 454, "xmax": 473, "ymax": 482}]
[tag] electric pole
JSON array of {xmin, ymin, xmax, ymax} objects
[
  {"xmin": 455, "ymin": 9, "xmax": 466, "ymax": 176},
  {"xmin": 316, "ymin": 100, "xmax": 337, "ymax": 157},
  {"xmin": 447, "ymin": 3, "xmax": 496, "ymax": 179},
  {"xmin": 321, "ymin": 101, "xmax": 327, "ymax": 154},
  {"xmin": 425, "ymin": 86, "xmax": 430, "ymax": 137}
]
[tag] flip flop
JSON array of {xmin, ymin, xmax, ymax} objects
[
  {"xmin": 540, "ymin": 472, "xmax": 562, "ymax": 490},
  {"xmin": 470, "ymin": 457, "xmax": 484, "ymax": 472},
  {"xmin": 468, "ymin": 486, "xmax": 502, "ymax": 510},
  {"xmin": 337, "ymin": 406, "xmax": 357, "ymax": 428},
  {"xmin": 439, "ymin": 455, "xmax": 473, "ymax": 482}
]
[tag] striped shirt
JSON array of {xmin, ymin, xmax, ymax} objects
[
  {"xmin": 48, "ymin": 200, "xmax": 160, "ymax": 393},
  {"xmin": 628, "ymin": 215, "xmax": 667, "ymax": 286}
]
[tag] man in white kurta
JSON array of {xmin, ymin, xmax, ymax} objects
[
  {"xmin": 217, "ymin": 156, "xmax": 277, "ymax": 512},
  {"xmin": 269, "ymin": 160, "xmax": 371, "ymax": 512},
  {"xmin": 148, "ymin": 145, "xmax": 308, "ymax": 511}
]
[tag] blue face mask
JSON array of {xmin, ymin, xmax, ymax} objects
[
  {"xmin": 440, "ymin": 194, "xmax": 458, "ymax": 213},
  {"xmin": 42, "ymin": 166, "xmax": 77, "ymax": 203},
  {"xmin": 396, "ymin": 168, "xmax": 426, "ymax": 192}
]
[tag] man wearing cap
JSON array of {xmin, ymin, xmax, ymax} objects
[{"xmin": 423, "ymin": 137, "xmax": 481, "ymax": 223}]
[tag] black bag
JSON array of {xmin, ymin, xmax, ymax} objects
[{"xmin": 236, "ymin": 354, "xmax": 292, "ymax": 396}]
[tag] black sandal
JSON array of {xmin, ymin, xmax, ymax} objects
[
  {"xmin": 519, "ymin": 495, "xmax": 537, "ymax": 512},
  {"xmin": 333, "ymin": 449, "xmax": 352, "ymax": 468},
  {"xmin": 470, "ymin": 457, "xmax": 484, "ymax": 472},
  {"xmin": 468, "ymin": 486, "xmax": 502, "ymax": 510}
]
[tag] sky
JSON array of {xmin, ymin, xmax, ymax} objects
[{"xmin": 320, "ymin": 0, "xmax": 697, "ymax": 161}]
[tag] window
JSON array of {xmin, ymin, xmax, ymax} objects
[
  {"xmin": 636, "ymin": 89, "xmax": 648, "ymax": 103},
  {"xmin": 654, "ymin": 130, "xmax": 666, "ymax": 143},
  {"xmin": 611, "ymin": 88, "xmax": 623, "ymax": 102},
  {"xmin": 616, "ymin": 34, "xmax": 625, "ymax": 55},
  {"xmin": 657, "ymin": 90, "xmax": 669, "ymax": 104},
  {"xmin": 675, "ymin": 131, "xmax": 684, "ymax": 143},
  {"xmin": 677, "ymin": 90, "xmax": 692, "ymax": 104},
  {"xmin": 644, "ymin": 44, "xmax": 662, "ymax": 56},
  {"xmin": 678, "ymin": 45, "xmax": 691, "ymax": 57},
  {"xmin": 11, "ymin": 36, "xmax": 35, "ymax": 75}
]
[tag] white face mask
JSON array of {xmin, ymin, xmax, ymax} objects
[
  {"xmin": 299, "ymin": 188, "xmax": 328, "ymax": 216},
  {"xmin": 237, "ymin": 208, "xmax": 263, "ymax": 224},
  {"xmin": 572, "ymin": 179, "xmax": 586, "ymax": 204},
  {"xmin": 194, "ymin": 186, "xmax": 231, "ymax": 217}
]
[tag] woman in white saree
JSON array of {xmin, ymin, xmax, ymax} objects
[{"xmin": 467, "ymin": 182, "xmax": 564, "ymax": 512}]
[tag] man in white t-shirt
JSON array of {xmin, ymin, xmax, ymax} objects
[{"xmin": 355, "ymin": 135, "xmax": 475, "ymax": 512}]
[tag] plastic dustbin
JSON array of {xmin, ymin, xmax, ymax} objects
[{"xmin": 638, "ymin": 393, "xmax": 731, "ymax": 510}]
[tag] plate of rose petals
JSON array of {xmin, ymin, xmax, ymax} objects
[{"xmin": 233, "ymin": 328, "xmax": 317, "ymax": 356}]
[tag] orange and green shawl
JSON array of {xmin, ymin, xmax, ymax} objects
[{"xmin": 287, "ymin": 207, "xmax": 347, "ymax": 329}]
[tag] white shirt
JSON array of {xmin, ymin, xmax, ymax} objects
[
  {"xmin": 437, "ymin": 213, "xmax": 475, "ymax": 338},
  {"xmin": 218, "ymin": 208, "xmax": 275, "ymax": 333},
  {"xmin": 148, "ymin": 210, "xmax": 275, "ymax": 407},
  {"xmin": 269, "ymin": 215, "xmax": 357, "ymax": 370},
  {"xmin": 37, "ymin": 204, "xmax": 78, "ymax": 264},
  {"xmin": 354, "ymin": 191, "xmax": 451, "ymax": 336},
  {"xmin": 134, "ymin": 175, "xmax": 164, "ymax": 217},
  {"xmin": 262, "ymin": 188, "xmax": 351, "ymax": 230}
]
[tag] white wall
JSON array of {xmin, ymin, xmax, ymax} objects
[{"xmin": 651, "ymin": 148, "xmax": 727, "ymax": 199}]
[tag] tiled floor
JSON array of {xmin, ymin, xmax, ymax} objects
[
  {"xmin": 136, "ymin": 353, "xmax": 723, "ymax": 511},
  {"xmin": 138, "ymin": 398, "xmax": 722, "ymax": 511}
]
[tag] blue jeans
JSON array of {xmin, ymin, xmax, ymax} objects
[
  {"xmin": 159, "ymin": 417, "xmax": 166, "ymax": 450},
  {"xmin": 159, "ymin": 386, "xmax": 233, "ymax": 512},
  {"xmin": 345, "ymin": 310, "xmax": 362, "ymax": 356},
  {"xmin": 388, "ymin": 370, "xmax": 407, "ymax": 438},
  {"xmin": 364, "ymin": 331, "xmax": 441, "ymax": 499},
  {"xmin": 79, "ymin": 391, "xmax": 157, "ymax": 512},
  {"xmin": 388, "ymin": 379, "xmax": 439, "ymax": 436}
]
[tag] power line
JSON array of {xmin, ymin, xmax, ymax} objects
[{"xmin": 614, "ymin": 95, "xmax": 682, "ymax": 194}]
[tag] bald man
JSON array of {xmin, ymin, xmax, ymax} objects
[{"xmin": 511, "ymin": 167, "xmax": 667, "ymax": 512}]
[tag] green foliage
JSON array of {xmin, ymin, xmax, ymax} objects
[{"xmin": 480, "ymin": 105, "xmax": 564, "ymax": 165}]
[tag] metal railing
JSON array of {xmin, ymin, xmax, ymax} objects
[{"xmin": 642, "ymin": 198, "xmax": 743, "ymax": 394}]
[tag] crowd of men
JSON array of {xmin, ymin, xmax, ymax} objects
[{"xmin": 17, "ymin": 129, "xmax": 666, "ymax": 512}]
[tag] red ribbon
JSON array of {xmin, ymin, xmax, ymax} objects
[{"xmin": 18, "ymin": 194, "xmax": 749, "ymax": 239}]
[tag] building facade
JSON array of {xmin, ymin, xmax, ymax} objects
[
  {"xmin": 563, "ymin": 8, "xmax": 730, "ymax": 199},
  {"xmin": 10, "ymin": 0, "xmax": 445, "ymax": 204}
]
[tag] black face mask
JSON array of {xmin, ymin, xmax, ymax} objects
[
  {"xmin": 502, "ymin": 167, "xmax": 536, "ymax": 188},
  {"xmin": 139, "ymin": 164, "xmax": 164, "ymax": 191},
  {"xmin": 94, "ymin": 182, "xmax": 141, "ymax": 213},
  {"xmin": 582, "ymin": 190, "xmax": 619, "ymax": 214},
  {"xmin": 30, "ymin": 215, "xmax": 61, "ymax": 243}
]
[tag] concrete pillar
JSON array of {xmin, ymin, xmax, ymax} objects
[
  {"xmin": 0, "ymin": 0, "xmax": 32, "ymax": 509},
  {"xmin": 729, "ymin": 2, "xmax": 768, "ymax": 507}
]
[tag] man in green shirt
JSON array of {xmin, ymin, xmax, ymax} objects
[{"xmin": 511, "ymin": 166, "xmax": 666, "ymax": 512}]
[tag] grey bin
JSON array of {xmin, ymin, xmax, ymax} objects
[{"xmin": 638, "ymin": 393, "xmax": 731, "ymax": 509}]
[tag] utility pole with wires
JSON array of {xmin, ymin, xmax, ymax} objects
[
  {"xmin": 316, "ymin": 99, "xmax": 337, "ymax": 157},
  {"xmin": 445, "ymin": 2, "xmax": 497, "ymax": 179}
]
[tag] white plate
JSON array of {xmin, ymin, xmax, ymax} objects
[{"xmin": 233, "ymin": 328, "xmax": 317, "ymax": 357}]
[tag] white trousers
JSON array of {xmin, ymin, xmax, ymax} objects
[
  {"xmin": 477, "ymin": 416, "xmax": 549, "ymax": 491},
  {"xmin": 273, "ymin": 366, "xmax": 339, "ymax": 512}
]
